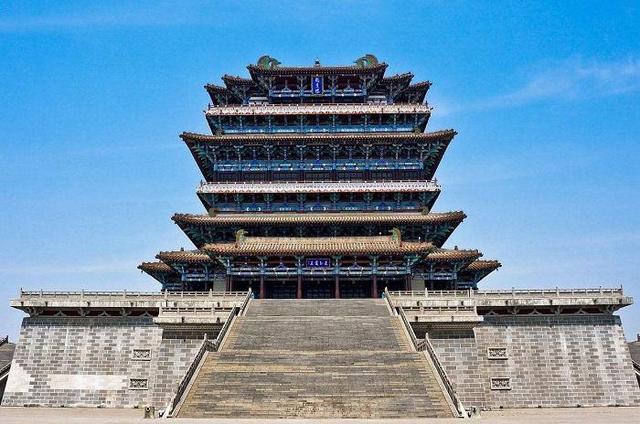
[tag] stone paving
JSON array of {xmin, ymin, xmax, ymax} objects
[{"xmin": 1, "ymin": 406, "xmax": 640, "ymax": 423}]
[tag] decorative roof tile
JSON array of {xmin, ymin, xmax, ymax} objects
[
  {"xmin": 247, "ymin": 63, "xmax": 388, "ymax": 76},
  {"xmin": 137, "ymin": 261, "xmax": 174, "ymax": 273},
  {"xmin": 426, "ymin": 249, "xmax": 482, "ymax": 262},
  {"xmin": 180, "ymin": 129, "xmax": 456, "ymax": 144},
  {"xmin": 156, "ymin": 250, "xmax": 211, "ymax": 264},
  {"xmin": 172, "ymin": 211, "xmax": 466, "ymax": 226},
  {"xmin": 202, "ymin": 235, "xmax": 434, "ymax": 256},
  {"xmin": 463, "ymin": 260, "xmax": 502, "ymax": 272}
]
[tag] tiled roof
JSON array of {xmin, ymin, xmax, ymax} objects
[
  {"xmin": 380, "ymin": 73, "xmax": 414, "ymax": 83},
  {"xmin": 180, "ymin": 129, "xmax": 456, "ymax": 144},
  {"xmin": 204, "ymin": 83, "xmax": 231, "ymax": 93},
  {"xmin": 197, "ymin": 180, "xmax": 440, "ymax": 195},
  {"xmin": 247, "ymin": 63, "xmax": 388, "ymax": 76},
  {"xmin": 221, "ymin": 75, "xmax": 255, "ymax": 85},
  {"xmin": 156, "ymin": 250, "xmax": 211, "ymax": 264},
  {"xmin": 408, "ymin": 81, "xmax": 431, "ymax": 89},
  {"xmin": 172, "ymin": 211, "xmax": 466, "ymax": 226},
  {"xmin": 137, "ymin": 261, "xmax": 175, "ymax": 273},
  {"xmin": 463, "ymin": 260, "xmax": 502, "ymax": 272},
  {"xmin": 426, "ymin": 249, "xmax": 482, "ymax": 262},
  {"xmin": 203, "ymin": 235, "xmax": 434, "ymax": 256}
]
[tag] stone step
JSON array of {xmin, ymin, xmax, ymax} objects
[
  {"xmin": 246, "ymin": 299, "xmax": 391, "ymax": 317},
  {"xmin": 229, "ymin": 316, "xmax": 410, "ymax": 351},
  {"xmin": 177, "ymin": 299, "xmax": 452, "ymax": 418}
]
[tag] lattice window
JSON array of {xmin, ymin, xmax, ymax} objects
[
  {"xmin": 487, "ymin": 347, "xmax": 508, "ymax": 360},
  {"xmin": 129, "ymin": 378, "xmax": 148, "ymax": 390},
  {"xmin": 490, "ymin": 377, "xmax": 511, "ymax": 391},
  {"xmin": 131, "ymin": 349, "xmax": 152, "ymax": 361}
]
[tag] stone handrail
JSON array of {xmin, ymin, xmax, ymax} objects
[
  {"xmin": 397, "ymin": 306, "xmax": 425, "ymax": 351},
  {"xmin": 389, "ymin": 287, "xmax": 625, "ymax": 299},
  {"xmin": 18, "ymin": 289, "xmax": 249, "ymax": 300},
  {"xmin": 158, "ymin": 306, "xmax": 227, "ymax": 316},
  {"xmin": 422, "ymin": 332, "xmax": 466, "ymax": 418},
  {"xmin": 238, "ymin": 288, "xmax": 253, "ymax": 316},
  {"xmin": 382, "ymin": 287, "xmax": 396, "ymax": 315},
  {"xmin": 164, "ymin": 290, "xmax": 251, "ymax": 418},
  {"xmin": 197, "ymin": 179, "xmax": 440, "ymax": 194},
  {"xmin": 210, "ymin": 307, "xmax": 237, "ymax": 352},
  {"xmin": 0, "ymin": 361, "xmax": 11, "ymax": 378},
  {"xmin": 206, "ymin": 103, "xmax": 430, "ymax": 116},
  {"xmin": 163, "ymin": 336, "xmax": 212, "ymax": 418},
  {"xmin": 396, "ymin": 304, "xmax": 465, "ymax": 418},
  {"xmin": 211, "ymin": 290, "xmax": 250, "ymax": 350}
]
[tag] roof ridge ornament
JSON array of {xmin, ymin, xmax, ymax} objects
[
  {"xmin": 257, "ymin": 55, "xmax": 281, "ymax": 70},
  {"xmin": 389, "ymin": 227, "xmax": 401, "ymax": 244},
  {"xmin": 235, "ymin": 229, "xmax": 248, "ymax": 245},
  {"xmin": 355, "ymin": 54, "xmax": 379, "ymax": 68}
]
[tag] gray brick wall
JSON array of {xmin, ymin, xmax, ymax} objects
[
  {"xmin": 3, "ymin": 313, "xmax": 639, "ymax": 410},
  {"xmin": 431, "ymin": 315, "xmax": 640, "ymax": 410},
  {"xmin": 429, "ymin": 329, "xmax": 486, "ymax": 408},
  {"xmin": 1, "ymin": 317, "xmax": 203, "ymax": 409}
]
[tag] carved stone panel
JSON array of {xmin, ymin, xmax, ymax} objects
[
  {"xmin": 129, "ymin": 378, "xmax": 148, "ymax": 390},
  {"xmin": 131, "ymin": 349, "xmax": 152, "ymax": 361},
  {"xmin": 490, "ymin": 377, "xmax": 512, "ymax": 390},
  {"xmin": 487, "ymin": 347, "xmax": 508, "ymax": 360}
]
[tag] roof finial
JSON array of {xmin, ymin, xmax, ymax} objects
[
  {"xmin": 354, "ymin": 54, "xmax": 379, "ymax": 68},
  {"xmin": 314, "ymin": 58, "xmax": 321, "ymax": 67},
  {"xmin": 257, "ymin": 55, "xmax": 281, "ymax": 70}
]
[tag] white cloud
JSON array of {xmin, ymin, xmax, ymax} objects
[
  {"xmin": 0, "ymin": 6, "xmax": 193, "ymax": 32},
  {"xmin": 501, "ymin": 57, "xmax": 640, "ymax": 103},
  {"xmin": 441, "ymin": 57, "xmax": 640, "ymax": 115}
]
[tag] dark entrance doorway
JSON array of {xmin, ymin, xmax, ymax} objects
[
  {"xmin": 339, "ymin": 280, "xmax": 370, "ymax": 298},
  {"xmin": 267, "ymin": 280, "xmax": 297, "ymax": 298},
  {"xmin": 303, "ymin": 279, "xmax": 334, "ymax": 298},
  {"xmin": 379, "ymin": 278, "xmax": 406, "ymax": 293}
]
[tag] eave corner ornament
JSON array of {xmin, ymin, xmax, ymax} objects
[{"xmin": 257, "ymin": 55, "xmax": 281, "ymax": 70}]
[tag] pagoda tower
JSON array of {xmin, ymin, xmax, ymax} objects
[{"xmin": 139, "ymin": 55, "xmax": 501, "ymax": 298}]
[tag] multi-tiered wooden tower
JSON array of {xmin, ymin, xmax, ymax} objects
[{"xmin": 139, "ymin": 55, "xmax": 501, "ymax": 298}]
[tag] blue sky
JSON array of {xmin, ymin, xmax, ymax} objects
[{"xmin": 1, "ymin": 1, "xmax": 639, "ymax": 340}]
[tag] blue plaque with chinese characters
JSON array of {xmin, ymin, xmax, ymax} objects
[
  {"xmin": 312, "ymin": 76, "xmax": 323, "ymax": 94},
  {"xmin": 306, "ymin": 258, "xmax": 330, "ymax": 268}
]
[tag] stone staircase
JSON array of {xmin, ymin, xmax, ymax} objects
[{"xmin": 176, "ymin": 299, "xmax": 453, "ymax": 418}]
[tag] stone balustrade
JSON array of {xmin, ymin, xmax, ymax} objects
[
  {"xmin": 197, "ymin": 179, "xmax": 440, "ymax": 194},
  {"xmin": 388, "ymin": 288, "xmax": 633, "ymax": 314},
  {"xmin": 206, "ymin": 103, "xmax": 431, "ymax": 116},
  {"xmin": 11, "ymin": 290, "xmax": 251, "ymax": 316}
]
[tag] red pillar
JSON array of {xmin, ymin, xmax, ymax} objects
[
  {"xmin": 404, "ymin": 275, "xmax": 411, "ymax": 291},
  {"xmin": 372, "ymin": 275, "xmax": 378, "ymax": 298},
  {"xmin": 228, "ymin": 275, "xmax": 234, "ymax": 292},
  {"xmin": 259, "ymin": 275, "xmax": 265, "ymax": 299},
  {"xmin": 335, "ymin": 275, "xmax": 340, "ymax": 299},
  {"xmin": 297, "ymin": 275, "xmax": 303, "ymax": 299}
]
